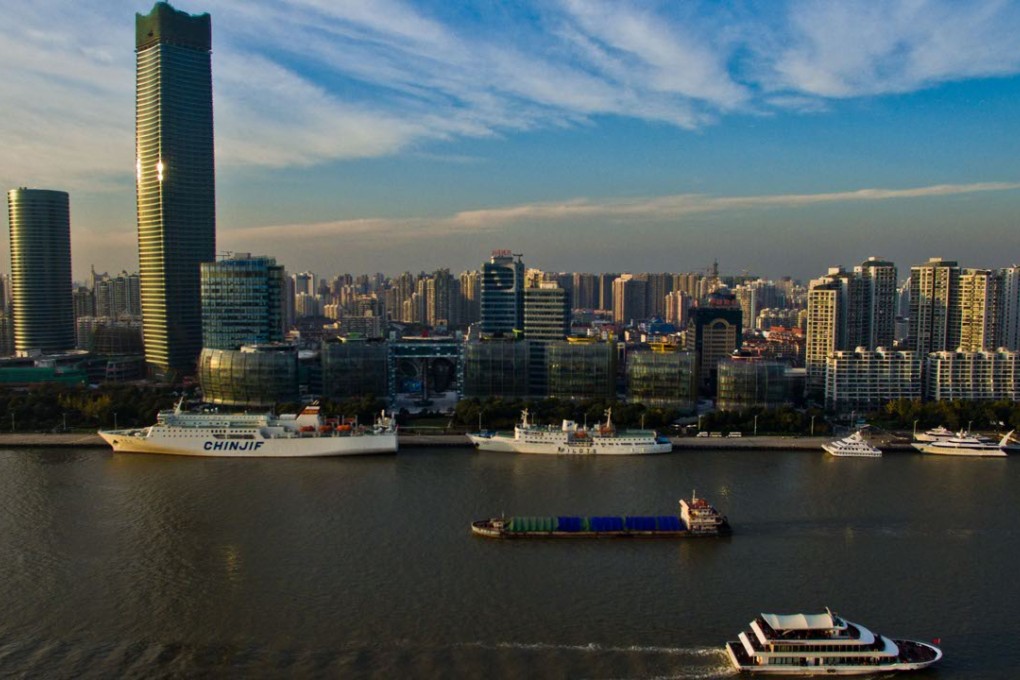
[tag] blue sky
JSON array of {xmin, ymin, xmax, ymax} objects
[{"xmin": 2, "ymin": 0, "xmax": 1020, "ymax": 281}]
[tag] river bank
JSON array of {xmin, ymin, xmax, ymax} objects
[{"xmin": 0, "ymin": 432, "xmax": 916, "ymax": 451}]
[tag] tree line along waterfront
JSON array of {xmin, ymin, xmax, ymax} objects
[{"xmin": 3, "ymin": 383, "xmax": 1020, "ymax": 438}]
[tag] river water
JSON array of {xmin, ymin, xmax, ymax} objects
[{"xmin": 0, "ymin": 446, "xmax": 1015, "ymax": 679}]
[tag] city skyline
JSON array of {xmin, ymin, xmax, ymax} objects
[{"xmin": 2, "ymin": 1, "xmax": 1020, "ymax": 280}]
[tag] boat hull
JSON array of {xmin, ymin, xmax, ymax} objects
[
  {"xmin": 98, "ymin": 430, "xmax": 397, "ymax": 457},
  {"xmin": 725, "ymin": 640, "xmax": 942, "ymax": 675},
  {"xmin": 911, "ymin": 442, "xmax": 1006, "ymax": 457},
  {"xmin": 822, "ymin": 444, "xmax": 881, "ymax": 457},
  {"xmin": 466, "ymin": 433, "xmax": 671, "ymax": 455}
]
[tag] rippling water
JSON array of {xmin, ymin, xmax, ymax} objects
[{"xmin": 0, "ymin": 447, "xmax": 1015, "ymax": 678}]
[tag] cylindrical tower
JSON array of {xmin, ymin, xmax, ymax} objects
[{"xmin": 7, "ymin": 188, "xmax": 75, "ymax": 354}]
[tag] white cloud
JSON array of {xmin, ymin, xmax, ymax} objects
[{"xmin": 1, "ymin": 0, "xmax": 1019, "ymax": 191}]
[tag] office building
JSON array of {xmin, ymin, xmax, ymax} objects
[
  {"xmin": 200, "ymin": 254, "xmax": 285, "ymax": 350},
  {"xmin": 136, "ymin": 2, "xmax": 216, "ymax": 378},
  {"xmin": 716, "ymin": 356, "xmax": 790, "ymax": 411},
  {"xmin": 480, "ymin": 251, "xmax": 524, "ymax": 335},
  {"xmin": 198, "ymin": 345, "xmax": 299, "ymax": 407},
  {"xmin": 321, "ymin": 337, "xmax": 389, "ymax": 399},
  {"xmin": 626, "ymin": 345, "xmax": 697, "ymax": 412},
  {"xmin": 546, "ymin": 338, "xmax": 615, "ymax": 400},
  {"xmin": 523, "ymin": 282, "xmax": 570, "ymax": 396},
  {"xmin": 692, "ymin": 289, "xmax": 742, "ymax": 394},
  {"xmin": 462, "ymin": 339, "xmax": 530, "ymax": 399},
  {"xmin": 7, "ymin": 188, "xmax": 75, "ymax": 354}
]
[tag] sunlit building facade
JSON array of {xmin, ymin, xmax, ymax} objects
[
  {"xmin": 626, "ymin": 346, "xmax": 697, "ymax": 413},
  {"xmin": 136, "ymin": 2, "xmax": 216, "ymax": 378},
  {"xmin": 7, "ymin": 188, "xmax": 75, "ymax": 354}
]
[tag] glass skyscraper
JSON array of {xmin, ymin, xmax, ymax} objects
[
  {"xmin": 201, "ymin": 254, "xmax": 285, "ymax": 350},
  {"xmin": 6, "ymin": 189, "xmax": 75, "ymax": 354},
  {"xmin": 136, "ymin": 2, "xmax": 216, "ymax": 378}
]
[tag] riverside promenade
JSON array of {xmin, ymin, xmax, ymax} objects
[{"xmin": 0, "ymin": 432, "xmax": 915, "ymax": 451}]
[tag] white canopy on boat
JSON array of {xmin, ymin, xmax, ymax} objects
[{"xmin": 761, "ymin": 612, "xmax": 843, "ymax": 631}]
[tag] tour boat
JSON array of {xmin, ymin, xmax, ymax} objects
[
  {"xmin": 911, "ymin": 431, "xmax": 1010, "ymax": 457},
  {"xmin": 99, "ymin": 401, "xmax": 398, "ymax": 457},
  {"xmin": 822, "ymin": 430, "xmax": 882, "ymax": 458},
  {"xmin": 725, "ymin": 609, "xmax": 942, "ymax": 675},
  {"xmin": 467, "ymin": 408, "xmax": 672, "ymax": 455}
]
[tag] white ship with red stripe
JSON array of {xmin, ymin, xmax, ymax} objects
[{"xmin": 98, "ymin": 401, "xmax": 397, "ymax": 457}]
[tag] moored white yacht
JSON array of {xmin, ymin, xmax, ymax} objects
[
  {"xmin": 467, "ymin": 408, "xmax": 672, "ymax": 455},
  {"xmin": 725, "ymin": 608, "xmax": 942, "ymax": 675},
  {"xmin": 822, "ymin": 430, "xmax": 882, "ymax": 458},
  {"xmin": 912, "ymin": 431, "xmax": 1011, "ymax": 457},
  {"xmin": 912, "ymin": 425, "xmax": 956, "ymax": 443}
]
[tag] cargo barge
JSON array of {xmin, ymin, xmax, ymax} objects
[{"xmin": 471, "ymin": 492, "xmax": 731, "ymax": 539}]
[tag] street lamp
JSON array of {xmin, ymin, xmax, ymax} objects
[
  {"xmin": 810, "ymin": 415, "xmax": 816, "ymax": 436},
  {"xmin": 754, "ymin": 414, "xmax": 758, "ymax": 436},
  {"xmin": 913, "ymin": 419, "xmax": 919, "ymax": 438},
  {"xmin": 698, "ymin": 414, "xmax": 703, "ymax": 432},
  {"xmin": 114, "ymin": 412, "xmax": 118, "ymax": 430}
]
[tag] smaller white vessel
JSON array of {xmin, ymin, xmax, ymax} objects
[
  {"xmin": 725, "ymin": 608, "xmax": 942, "ymax": 675},
  {"xmin": 467, "ymin": 408, "xmax": 672, "ymax": 455},
  {"xmin": 912, "ymin": 430, "xmax": 1011, "ymax": 457},
  {"xmin": 822, "ymin": 430, "xmax": 882, "ymax": 458}
]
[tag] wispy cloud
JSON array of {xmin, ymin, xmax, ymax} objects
[
  {"xmin": 224, "ymin": 181, "xmax": 1020, "ymax": 244},
  {"xmin": 2, "ymin": 1, "xmax": 1019, "ymax": 190}
]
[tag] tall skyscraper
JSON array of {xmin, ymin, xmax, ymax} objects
[
  {"xmin": 480, "ymin": 251, "xmax": 524, "ymax": 335},
  {"xmin": 692, "ymin": 289, "xmax": 742, "ymax": 395},
  {"xmin": 7, "ymin": 189, "xmax": 75, "ymax": 354},
  {"xmin": 136, "ymin": 2, "xmax": 216, "ymax": 378}
]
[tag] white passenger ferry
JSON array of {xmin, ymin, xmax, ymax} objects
[
  {"xmin": 467, "ymin": 408, "xmax": 672, "ymax": 455},
  {"xmin": 99, "ymin": 401, "xmax": 398, "ymax": 457},
  {"xmin": 822, "ymin": 430, "xmax": 882, "ymax": 457},
  {"xmin": 725, "ymin": 609, "xmax": 942, "ymax": 675}
]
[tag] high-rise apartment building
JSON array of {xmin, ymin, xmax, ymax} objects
[
  {"xmin": 7, "ymin": 188, "xmax": 75, "ymax": 354},
  {"xmin": 805, "ymin": 268, "xmax": 849, "ymax": 392},
  {"xmin": 850, "ymin": 257, "xmax": 897, "ymax": 349},
  {"xmin": 612, "ymin": 274, "xmax": 648, "ymax": 324},
  {"xmin": 480, "ymin": 251, "xmax": 524, "ymax": 335},
  {"xmin": 1000, "ymin": 266, "xmax": 1020, "ymax": 350},
  {"xmin": 136, "ymin": 2, "xmax": 216, "ymax": 377},
  {"xmin": 908, "ymin": 257, "xmax": 960, "ymax": 356},
  {"xmin": 200, "ymin": 254, "xmax": 284, "ymax": 350},
  {"xmin": 958, "ymin": 269, "xmax": 1000, "ymax": 352}
]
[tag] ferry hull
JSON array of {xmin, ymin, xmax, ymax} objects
[
  {"xmin": 99, "ymin": 431, "xmax": 397, "ymax": 457},
  {"xmin": 725, "ymin": 640, "xmax": 941, "ymax": 675}
]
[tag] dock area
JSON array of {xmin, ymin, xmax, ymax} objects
[{"xmin": 0, "ymin": 432, "xmax": 917, "ymax": 451}]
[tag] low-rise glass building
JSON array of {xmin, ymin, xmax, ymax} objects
[
  {"xmin": 626, "ymin": 346, "xmax": 697, "ymax": 413},
  {"xmin": 716, "ymin": 357, "xmax": 790, "ymax": 411},
  {"xmin": 462, "ymin": 339, "xmax": 530, "ymax": 399},
  {"xmin": 321, "ymin": 337, "xmax": 388, "ymax": 399},
  {"xmin": 546, "ymin": 338, "xmax": 615, "ymax": 400},
  {"xmin": 198, "ymin": 346, "xmax": 298, "ymax": 407}
]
